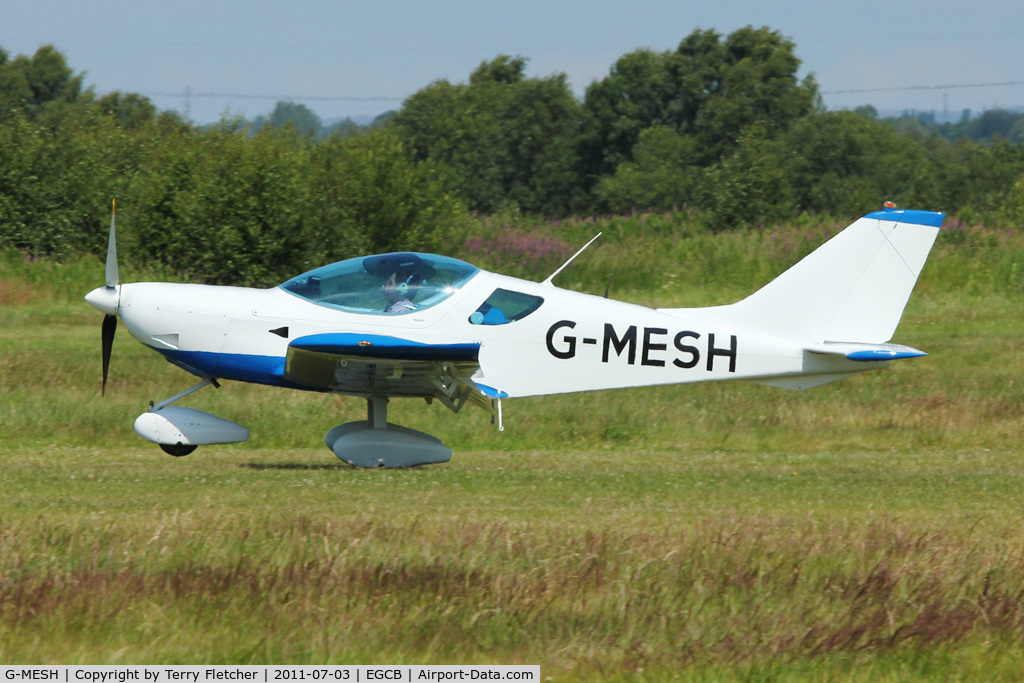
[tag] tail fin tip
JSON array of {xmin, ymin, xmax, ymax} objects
[{"xmin": 864, "ymin": 207, "xmax": 945, "ymax": 227}]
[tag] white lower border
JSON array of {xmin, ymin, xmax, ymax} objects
[{"xmin": 0, "ymin": 666, "xmax": 540, "ymax": 683}]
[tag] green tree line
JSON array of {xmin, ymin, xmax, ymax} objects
[{"xmin": 2, "ymin": 29, "xmax": 1024, "ymax": 286}]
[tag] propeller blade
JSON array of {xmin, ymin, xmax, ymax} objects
[
  {"xmin": 101, "ymin": 313, "xmax": 117, "ymax": 395},
  {"xmin": 105, "ymin": 198, "xmax": 119, "ymax": 289}
]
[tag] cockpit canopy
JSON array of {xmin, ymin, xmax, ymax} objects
[{"xmin": 280, "ymin": 252, "xmax": 480, "ymax": 315}]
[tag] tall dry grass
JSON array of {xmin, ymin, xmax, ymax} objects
[{"xmin": 3, "ymin": 508, "xmax": 1024, "ymax": 676}]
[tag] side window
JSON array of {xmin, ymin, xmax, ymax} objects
[{"xmin": 469, "ymin": 288, "xmax": 544, "ymax": 325}]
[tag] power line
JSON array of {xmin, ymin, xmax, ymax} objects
[
  {"xmin": 142, "ymin": 90, "xmax": 403, "ymax": 102},
  {"xmin": 824, "ymin": 81, "xmax": 1024, "ymax": 95},
  {"xmin": 28, "ymin": 29, "xmax": 1024, "ymax": 52},
  {"xmin": 138, "ymin": 80, "xmax": 1024, "ymax": 106},
  {"xmin": 14, "ymin": 37, "xmax": 640, "ymax": 53}
]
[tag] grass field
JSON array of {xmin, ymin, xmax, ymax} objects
[{"xmin": 1, "ymin": 217, "xmax": 1023, "ymax": 680}]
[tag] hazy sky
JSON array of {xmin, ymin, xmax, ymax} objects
[{"xmin": 3, "ymin": 0, "xmax": 1022, "ymax": 125}]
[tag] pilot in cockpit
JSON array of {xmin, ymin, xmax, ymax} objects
[{"xmin": 381, "ymin": 272, "xmax": 419, "ymax": 313}]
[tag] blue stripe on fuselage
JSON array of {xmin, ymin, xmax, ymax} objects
[
  {"xmin": 289, "ymin": 333, "xmax": 480, "ymax": 362},
  {"xmin": 153, "ymin": 348, "xmax": 311, "ymax": 390}
]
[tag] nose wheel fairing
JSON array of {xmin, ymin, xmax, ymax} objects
[{"xmin": 134, "ymin": 405, "xmax": 250, "ymax": 449}]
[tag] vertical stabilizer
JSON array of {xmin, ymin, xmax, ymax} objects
[{"xmin": 663, "ymin": 208, "xmax": 943, "ymax": 344}]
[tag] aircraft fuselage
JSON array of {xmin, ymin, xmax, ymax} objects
[{"xmin": 105, "ymin": 271, "xmax": 865, "ymax": 400}]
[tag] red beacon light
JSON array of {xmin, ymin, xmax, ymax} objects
[{"xmin": 883, "ymin": 201, "xmax": 896, "ymax": 209}]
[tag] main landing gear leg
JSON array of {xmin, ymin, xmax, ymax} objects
[{"xmin": 368, "ymin": 395, "xmax": 388, "ymax": 429}]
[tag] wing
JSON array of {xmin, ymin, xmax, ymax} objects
[{"xmin": 284, "ymin": 333, "xmax": 494, "ymax": 413}]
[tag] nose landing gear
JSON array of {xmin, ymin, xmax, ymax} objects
[
  {"xmin": 160, "ymin": 443, "xmax": 198, "ymax": 457},
  {"xmin": 134, "ymin": 379, "xmax": 249, "ymax": 456}
]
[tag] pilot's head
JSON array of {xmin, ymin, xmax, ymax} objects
[{"xmin": 382, "ymin": 272, "xmax": 416, "ymax": 304}]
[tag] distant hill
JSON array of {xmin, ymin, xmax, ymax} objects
[
  {"xmin": 323, "ymin": 114, "xmax": 382, "ymax": 127},
  {"xmin": 875, "ymin": 106, "xmax": 1024, "ymax": 125}
]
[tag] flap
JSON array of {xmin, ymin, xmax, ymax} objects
[{"xmin": 284, "ymin": 333, "xmax": 492, "ymax": 414}]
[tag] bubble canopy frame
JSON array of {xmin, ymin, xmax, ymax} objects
[{"xmin": 280, "ymin": 252, "xmax": 480, "ymax": 315}]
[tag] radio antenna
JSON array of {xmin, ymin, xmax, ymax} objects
[{"xmin": 541, "ymin": 233, "xmax": 601, "ymax": 287}]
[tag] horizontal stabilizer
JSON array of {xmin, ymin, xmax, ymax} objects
[
  {"xmin": 807, "ymin": 341, "xmax": 927, "ymax": 362},
  {"xmin": 288, "ymin": 333, "xmax": 480, "ymax": 362},
  {"xmin": 754, "ymin": 340, "xmax": 927, "ymax": 391}
]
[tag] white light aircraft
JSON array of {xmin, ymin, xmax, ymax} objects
[{"xmin": 85, "ymin": 203, "xmax": 943, "ymax": 467}]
